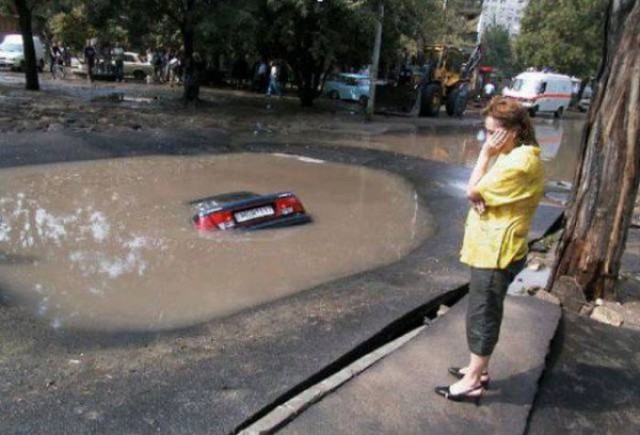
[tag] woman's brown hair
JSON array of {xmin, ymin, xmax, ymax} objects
[{"xmin": 481, "ymin": 96, "xmax": 538, "ymax": 146}]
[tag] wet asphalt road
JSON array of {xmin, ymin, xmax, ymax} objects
[{"xmin": 0, "ymin": 115, "xmax": 565, "ymax": 431}]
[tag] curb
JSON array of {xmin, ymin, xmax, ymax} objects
[{"xmin": 238, "ymin": 325, "xmax": 426, "ymax": 434}]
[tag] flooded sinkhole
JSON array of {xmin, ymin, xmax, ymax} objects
[{"xmin": 0, "ymin": 153, "xmax": 431, "ymax": 332}]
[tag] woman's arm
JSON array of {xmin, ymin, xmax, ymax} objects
[
  {"xmin": 467, "ymin": 130, "xmax": 514, "ymax": 213},
  {"xmin": 467, "ymin": 150, "xmax": 492, "ymax": 201}
]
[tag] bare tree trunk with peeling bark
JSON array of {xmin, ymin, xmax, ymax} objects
[{"xmin": 548, "ymin": 0, "xmax": 640, "ymax": 301}]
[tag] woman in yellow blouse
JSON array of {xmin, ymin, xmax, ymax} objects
[{"xmin": 436, "ymin": 97, "xmax": 545, "ymax": 404}]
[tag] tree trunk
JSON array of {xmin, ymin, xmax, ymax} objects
[
  {"xmin": 366, "ymin": 1, "xmax": 384, "ymax": 121},
  {"xmin": 548, "ymin": 0, "xmax": 640, "ymax": 301},
  {"xmin": 181, "ymin": 0, "xmax": 196, "ymax": 102},
  {"xmin": 292, "ymin": 16, "xmax": 323, "ymax": 108},
  {"xmin": 13, "ymin": 0, "xmax": 40, "ymax": 91},
  {"xmin": 298, "ymin": 85, "xmax": 315, "ymax": 107},
  {"xmin": 182, "ymin": 23, "xmax": 194, "ymax": 61},
  {"xmin": 295, "ymin": 62, "xmax": 317, "ymax": 107}
]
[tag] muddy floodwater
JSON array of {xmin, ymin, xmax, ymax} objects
[
  {"xmin": 321, "ymin": 118, "xmax": 585, "ymax": 184},
  {"xmin": 0, "ymin": 153, "xmax": 429, "ymax": 331}
]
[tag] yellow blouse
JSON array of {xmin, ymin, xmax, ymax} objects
[{"xmin": 460, "ymin": 145, "xmax": 545, "ymax": 269}]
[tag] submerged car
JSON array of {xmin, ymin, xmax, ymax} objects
[{"xmin": 191, "ymin": 191, "xmax": 311, "ymax": 231}]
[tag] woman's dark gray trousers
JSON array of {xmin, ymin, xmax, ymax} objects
[{"xmin": 466, "ymin": 258, "xmax": 525, "ymax": 357}]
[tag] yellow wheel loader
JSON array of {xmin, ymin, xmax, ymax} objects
[{"xmin": 375, "ymin": 44, "xmax": 481, "ymax": 117}]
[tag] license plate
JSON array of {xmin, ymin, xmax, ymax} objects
[{"xmin": 234, "ymin": 205, "xmax": 275, "ymax": 223}]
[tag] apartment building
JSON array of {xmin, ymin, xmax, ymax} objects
[{"xmin": 478, "ymin": 0, "xmax": 530, "ymax": 38}]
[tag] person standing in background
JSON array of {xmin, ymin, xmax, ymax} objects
[
  {"xmin": 83, "ymin": 41, "xmax": 96, "ymax": 82},
  {"xmin": 266, "ymin": 60, "xmax": 282, "ymax": 97},
  {"xmin": 113, "ymin": 42, "xmax": 125, "ymax": 82}
]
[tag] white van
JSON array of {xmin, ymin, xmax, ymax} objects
[
  {"xmin": 502, "ymin": 71, "xmax": 573, "ymax": 118},
  {"xmin": 0, "ymin": 34, "xmax": 45, "ymax": 71}
]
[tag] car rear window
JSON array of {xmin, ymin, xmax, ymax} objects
[{"xmin": 0, "ymin": 43, "xmax": 22, "ymax": 52}]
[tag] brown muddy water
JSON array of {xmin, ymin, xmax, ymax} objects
[
  {"xmin": 0, "ymin": 154, "xmax": 430, "ymax": 331},
  {"xmin": 318, "ymin": 118, "xmax": 585, "ymax": 184}
]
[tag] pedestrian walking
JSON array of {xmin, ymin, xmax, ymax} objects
[
  {"xmin": 113, "ymin": 43, "xmax": 125, "ymax": 82},
  {"xmin": 152, "ymin": 49, "xmax": 164, "ymax": 83},
  {"xmin": 168, "ymin": 52, "xmax": 182, "ymax": 87},
  {"xmin": 453, "ymin": 83, "xmax": 469, "ymax": 118},
  {"xmin": 483, "ymin": 81, "xmax": 496, "ymax": 101},
  {"xmin": 50, "ymin": 43, "xmax": 64, "ymax": 79},
  {"xmin": 163, "ymin": 50, "xmax": 172, "ymax": 83},
  {"xmin": 83, "ymin": 41, "xmax": 96, "ymax": 81},
  {"xmin": 266, "ymin": 61, "xmax": 282, "ymax": 97},
  {"xmin": 255, "ymin": 59, "xmax": 268, "ymax": 92},
  {"xmin": 435, "ymin": 97, "xmax": 544, "ymax": 404}
]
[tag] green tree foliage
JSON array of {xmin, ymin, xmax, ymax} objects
[
  {"xmin": 254, "ymin": 0, "xmax": 453, "ymax": 106},
  {"xmin": 515, "ymin": 0, "xmax": 608, "ymax": 77},
  {"xmin": 0, "ymin": 0, "xmax": 13, "ymax": 14},
  {"xmin": 414, "ymin": 0, "xmax": 480, "ymax": 46},
  {"xmin": 256, "ymin": 0, "xmax": 373, "ymax": 106},
  {"xmin": 38, "ymin": 0, "xmax": 480, "ymax": 106},
  {"xmin": 79, "ymin": 0, "xmax": 167, "ymax": 49},
  {"xmin": 481, "ymin": 24, "xmax": 515, "ymax": 74},
  {"xmin": 384, "ymin": 0, "xmax": 480, "ymax": 77},
  {"xmin": 49, "ymin": 4, "xmax": 93, "ymax": 50},
  {"xmin": 197, "ymin": 1, "xmax": 260, "ymax": 59}
]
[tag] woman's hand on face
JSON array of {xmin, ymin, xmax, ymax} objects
[{"xmin": 483, "ymin": 129, "xmax": 516, "ymax": 157}]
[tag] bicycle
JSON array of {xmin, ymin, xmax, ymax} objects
[{"xmin": 51, "ymin": 58, "xmax": 65, "ymax": 80}]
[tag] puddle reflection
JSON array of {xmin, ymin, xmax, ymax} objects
[
  {"xmin": 0, "ymin": 154, "xmax": 430, "ymax": 331},
  {"xmin": 316, "ymin": 117, "xmax": 585, "ymax": 185},
  {"xmin": 325, "ymin": 117, "xmax": 584, "ymax": 205}
]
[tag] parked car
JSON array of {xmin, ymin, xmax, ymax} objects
[
  {"xmin": 0, "ymin": 33, "xmax": 45, "ymax": 71},
  {"xmin": 578, "ymin": 96, "xmax": 592, "ymax": 112},
  {"xmin": 122, "ymin": 52, "xmax": 154, "ymax": 80},
  {"xmin": 323, "ymin": 73, "xmax": 371, "ymax": 106},
  {"xmin": 191, "ymin": 191, "xmax": 311, "ymax": 231},
  {"xmin": 71, "ymin": 51, "xmax": 153, "ymax": 81}
]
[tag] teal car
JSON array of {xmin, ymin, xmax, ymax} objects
[{"xmin": 323, "ymin": 73, "xmax": 371, "ymax": 106}]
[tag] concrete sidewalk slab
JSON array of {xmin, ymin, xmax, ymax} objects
[
  {"xmin": 282, "ymin": 295, "xmax": 561, "ymax": 435},
  {"xmin": 527, "ymin": 311, "xmax": 640, "ymax": 434}
]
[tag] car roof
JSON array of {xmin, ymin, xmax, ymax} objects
[
  {"xmin": 329, "ymin": 73, "xmax": 369, "ymax": 79},
  {"xmin": 189, "ymin": 191, "xmax": 259, "ymax": 207},
  {"xmin": 515, "ymin": 72, "xmax": 572, "ymax": 81},
  {"xmin": 1, "ymin": 34, "xmax": 23, "ymax": 43}
]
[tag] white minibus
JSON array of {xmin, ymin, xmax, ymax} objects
[{"xmin": 502, "ymin": 71, "xmax": 573, "ymax": 118}]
